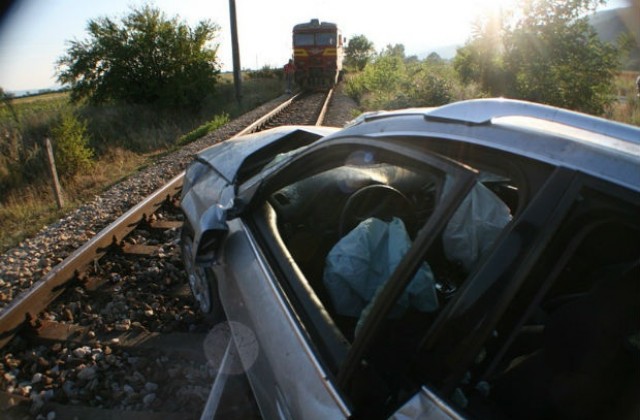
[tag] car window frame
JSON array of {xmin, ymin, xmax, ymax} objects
[
  {"xmin": 479, "ymin": 173, "xmax": 640, "ymax": 383},
  {"xmin": 335, "ymin": 153, "xmax": 478, "ymax": 388},
  {"xmin": 415, "ymin": 166, "xmax": 585, "ymax": 394},
  {"xmin": 446, "ymin": 171, "xmax": 640, "ymax": 418},
  {"xmin": 244, "ymin": 135, "xmax": 480, "ymax": 389}
]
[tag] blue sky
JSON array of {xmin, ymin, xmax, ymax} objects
[{"xmin": 0, "ymin": 0, "xmax": 632, "ymax": 92}]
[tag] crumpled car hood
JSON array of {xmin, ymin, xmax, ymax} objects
[
  {"xmin": 195, "ymin": 126, "xmax": 334, "ymax": 183},
  {"xmin": 181, "ymin": 125, "xmax": 338, "ymax": 261}
]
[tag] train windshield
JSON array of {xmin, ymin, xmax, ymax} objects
[
  {"xmin": 316, "ymin": 33, "xmax": 336, "ymax": 46},
  {"xmin": 294, "ymin": 32, "xmax": 337, "ymax": 47},
  {"xmin": 294, "ymin": 34, "xmax": 315, "ymax": 46}
]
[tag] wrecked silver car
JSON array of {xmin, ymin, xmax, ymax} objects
[{"xmin": 180, "ymin": 98, "xmax": 640, "ymax": 419}]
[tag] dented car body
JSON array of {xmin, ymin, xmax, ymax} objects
[{"xmin": 180, "ymin": 99, "xmax": 640, "ymax": 419}]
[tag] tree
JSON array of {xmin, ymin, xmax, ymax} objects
[
  {"xmin": 344, "ymin": 34, "xmax": 375, "ymax": 71},
  {"xmin": 56, "ymin": 6, "xmax": 221, "ymax": 107},
  {"xmin": 454, "ymin": 11, "xmax": 511, "ymax": 95},
  {"xmin": 425, "ymin": 52, "xmax": 444, "ymax": 65},
  {"xmin": 454, "ymin": 0, "xmax": 619, "ymax": 114},
  {"xmin": 505, "ymin": 0, "xmax": 618, "ymax": 114},
  {"xmin": 408, "ymin": 56, "xmax": 455, "ymax": 107},
  {"xmin": 381, "ymin": 44, "xmax": 406, "ymax": 59}
]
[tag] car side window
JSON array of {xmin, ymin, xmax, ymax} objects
[
  {"xmin": 266, "ymin": 150, "xmax": 450, "ymax": 338},
  {"xmin": 450, "ymin": 182, "xmax": 640, "ymax": 420},
  {"xmin": 342, "ymin": 170, "xmax": 519, "ymax": 417},
  {"xmin": 248, "ymin": 140, "xmax": 477, "ymax": 372}
]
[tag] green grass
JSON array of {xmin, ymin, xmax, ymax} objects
[{"xmin": 178, "ymin": 113, "xmax": 230, "ymax": 145}]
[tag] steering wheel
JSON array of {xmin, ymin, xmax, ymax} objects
[{"xmin": 339, "ymin": 184, "xmax": 415, "ymax": 237}]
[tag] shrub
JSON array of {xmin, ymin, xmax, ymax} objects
[
  {"xmin": 177, "ymin": 113, "xmax": 230, "ymax": 145},
  {"xmin": 50, "ymin": 111, "xmax": 94, "ymax": 177},
  {"xmin": 343, "ymin": 73, "xmax": 366, "ymax": 103},
  {"xmin": 407, "ymin": 62, "xmax": 454, "ymax": 107},
  {"xmin": 246, "ymin": 66, "xmax": 283, "ymax": 80},
  {"xmin": 344, "ymin": 52, "xmax": 467, "ymax": 110}
]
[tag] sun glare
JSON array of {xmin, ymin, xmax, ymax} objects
[
  {"xmin": 460, "ymin": 0, "xmax": 520, "ymax": 38},
  {"xmin": 470, "ymin": 0, "xmax": 520, "ymax": 15},
  {"xmin": 430, "ymin": 0, "xmax": 520, "ymax": 40}
]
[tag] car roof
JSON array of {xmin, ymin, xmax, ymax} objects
[{"xmin": 336, "ymin": 98, "xmax": 640, "ymax": 192}]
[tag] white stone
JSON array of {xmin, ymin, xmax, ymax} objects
[{"xmin": 72, "ymin": 346, "xmax": 92, "ymax": 358}]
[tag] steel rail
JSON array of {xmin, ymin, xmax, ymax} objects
[
  {"xmin": 0, "ymin": 175, "xmax": 183, "ymax": 348},
  {"xmin": 0, "ymin": 94, "xmax": 303, "ymax": 349},
  {"xmin": 316, "ymin": 88, "xmax": 334, "ymax": 126},
  {"xmin": 236, "ymin": 92, "xmax": 301, "ymax": 135}
]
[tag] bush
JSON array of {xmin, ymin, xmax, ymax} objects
[
  {"xmin": 246, "ymin": 66, "xmax": 283, "ymax": 80},
  {"xmin": 177, "ymin": 113, "xmax": 230, "ymax": 145},
  {"xmin": 0, "ymin": 93, "xmax": 72, "ymax": 193},
  {"xmin": 344, "ymin": 51, "xmax": 471, "ymax": 111},
  {"xmin": 343, "ymin": 73, "xmax": 366, "ymax": 103},
  {"xmin": 407, "ymin": 62, "xmax": 455, "ymax": 106},
  {"xmin": 50, "ymin": 111, "xmax": 94, "ymax": 177}
]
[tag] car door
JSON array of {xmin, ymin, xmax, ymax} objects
[
  {"xmin": 434, "ymin": 173, "xmax": 640, "ymax": 419},
  {"xmin": 348, "ymin": 166, "xmax": 576, "ymax": 419},
  {"xmin": 218, "ymin": 135, "xmax": 482, "ymax": 418},
  {"xmin": 217, "ymin": 216, "xmax": 350, "ymax": 419}
]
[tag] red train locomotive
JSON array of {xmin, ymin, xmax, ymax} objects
[{"xmin": 292, "ymin": 19, "xmax": 344, "ymax": 90}]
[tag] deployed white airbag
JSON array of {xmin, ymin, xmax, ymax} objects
[
  {"xmin": 442, "ymin": 178, "xmax": 512, "ymax": 272},
  {"xmin": 323, "ymin": 217, "xmax": 438, "ymax": 318}
]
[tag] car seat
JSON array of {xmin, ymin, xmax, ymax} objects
[{"xmin": 490, "ymin": 261, "xmax": 640, "ymax": 420}]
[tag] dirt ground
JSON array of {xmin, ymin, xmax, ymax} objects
[{"xmin": 323, "ymin": 83, "xmax": 360, "ymax": 127}]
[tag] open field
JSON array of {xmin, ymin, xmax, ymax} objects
[{"xmin": 9, "ymin": 91, "xmax": 68, "ymax": 104}]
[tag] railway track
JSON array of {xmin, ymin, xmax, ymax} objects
[{"xmin": 0, "ymin": 89, "xmax": 336, "ymax": 419}]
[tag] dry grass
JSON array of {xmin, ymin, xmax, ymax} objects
[
  {"xmin": 0, "ymin": 187, "xmax": 66, "ymax": 252},
  {"xmin": 604, "ymin": 71, "xmax": 640, "ymax": 126},
  {"xmin": 0, "ymin": 147, "xmax": 149, "ymax": 252},
  {"xmin": 605, "ymin": 97, "xmax": 640, "ymax": 126},
  {"xmin": 65, "ymin": 147, "xmax": 149, "ymax": 196}
]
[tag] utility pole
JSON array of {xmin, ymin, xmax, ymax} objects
[{"xmin": 229, "ymin": 0, "xmax": 242, "ymax": 105}]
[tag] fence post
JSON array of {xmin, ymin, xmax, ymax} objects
[{"xmin": 44, "ymin": 137, "xmax": 64, "ymax": 209}]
